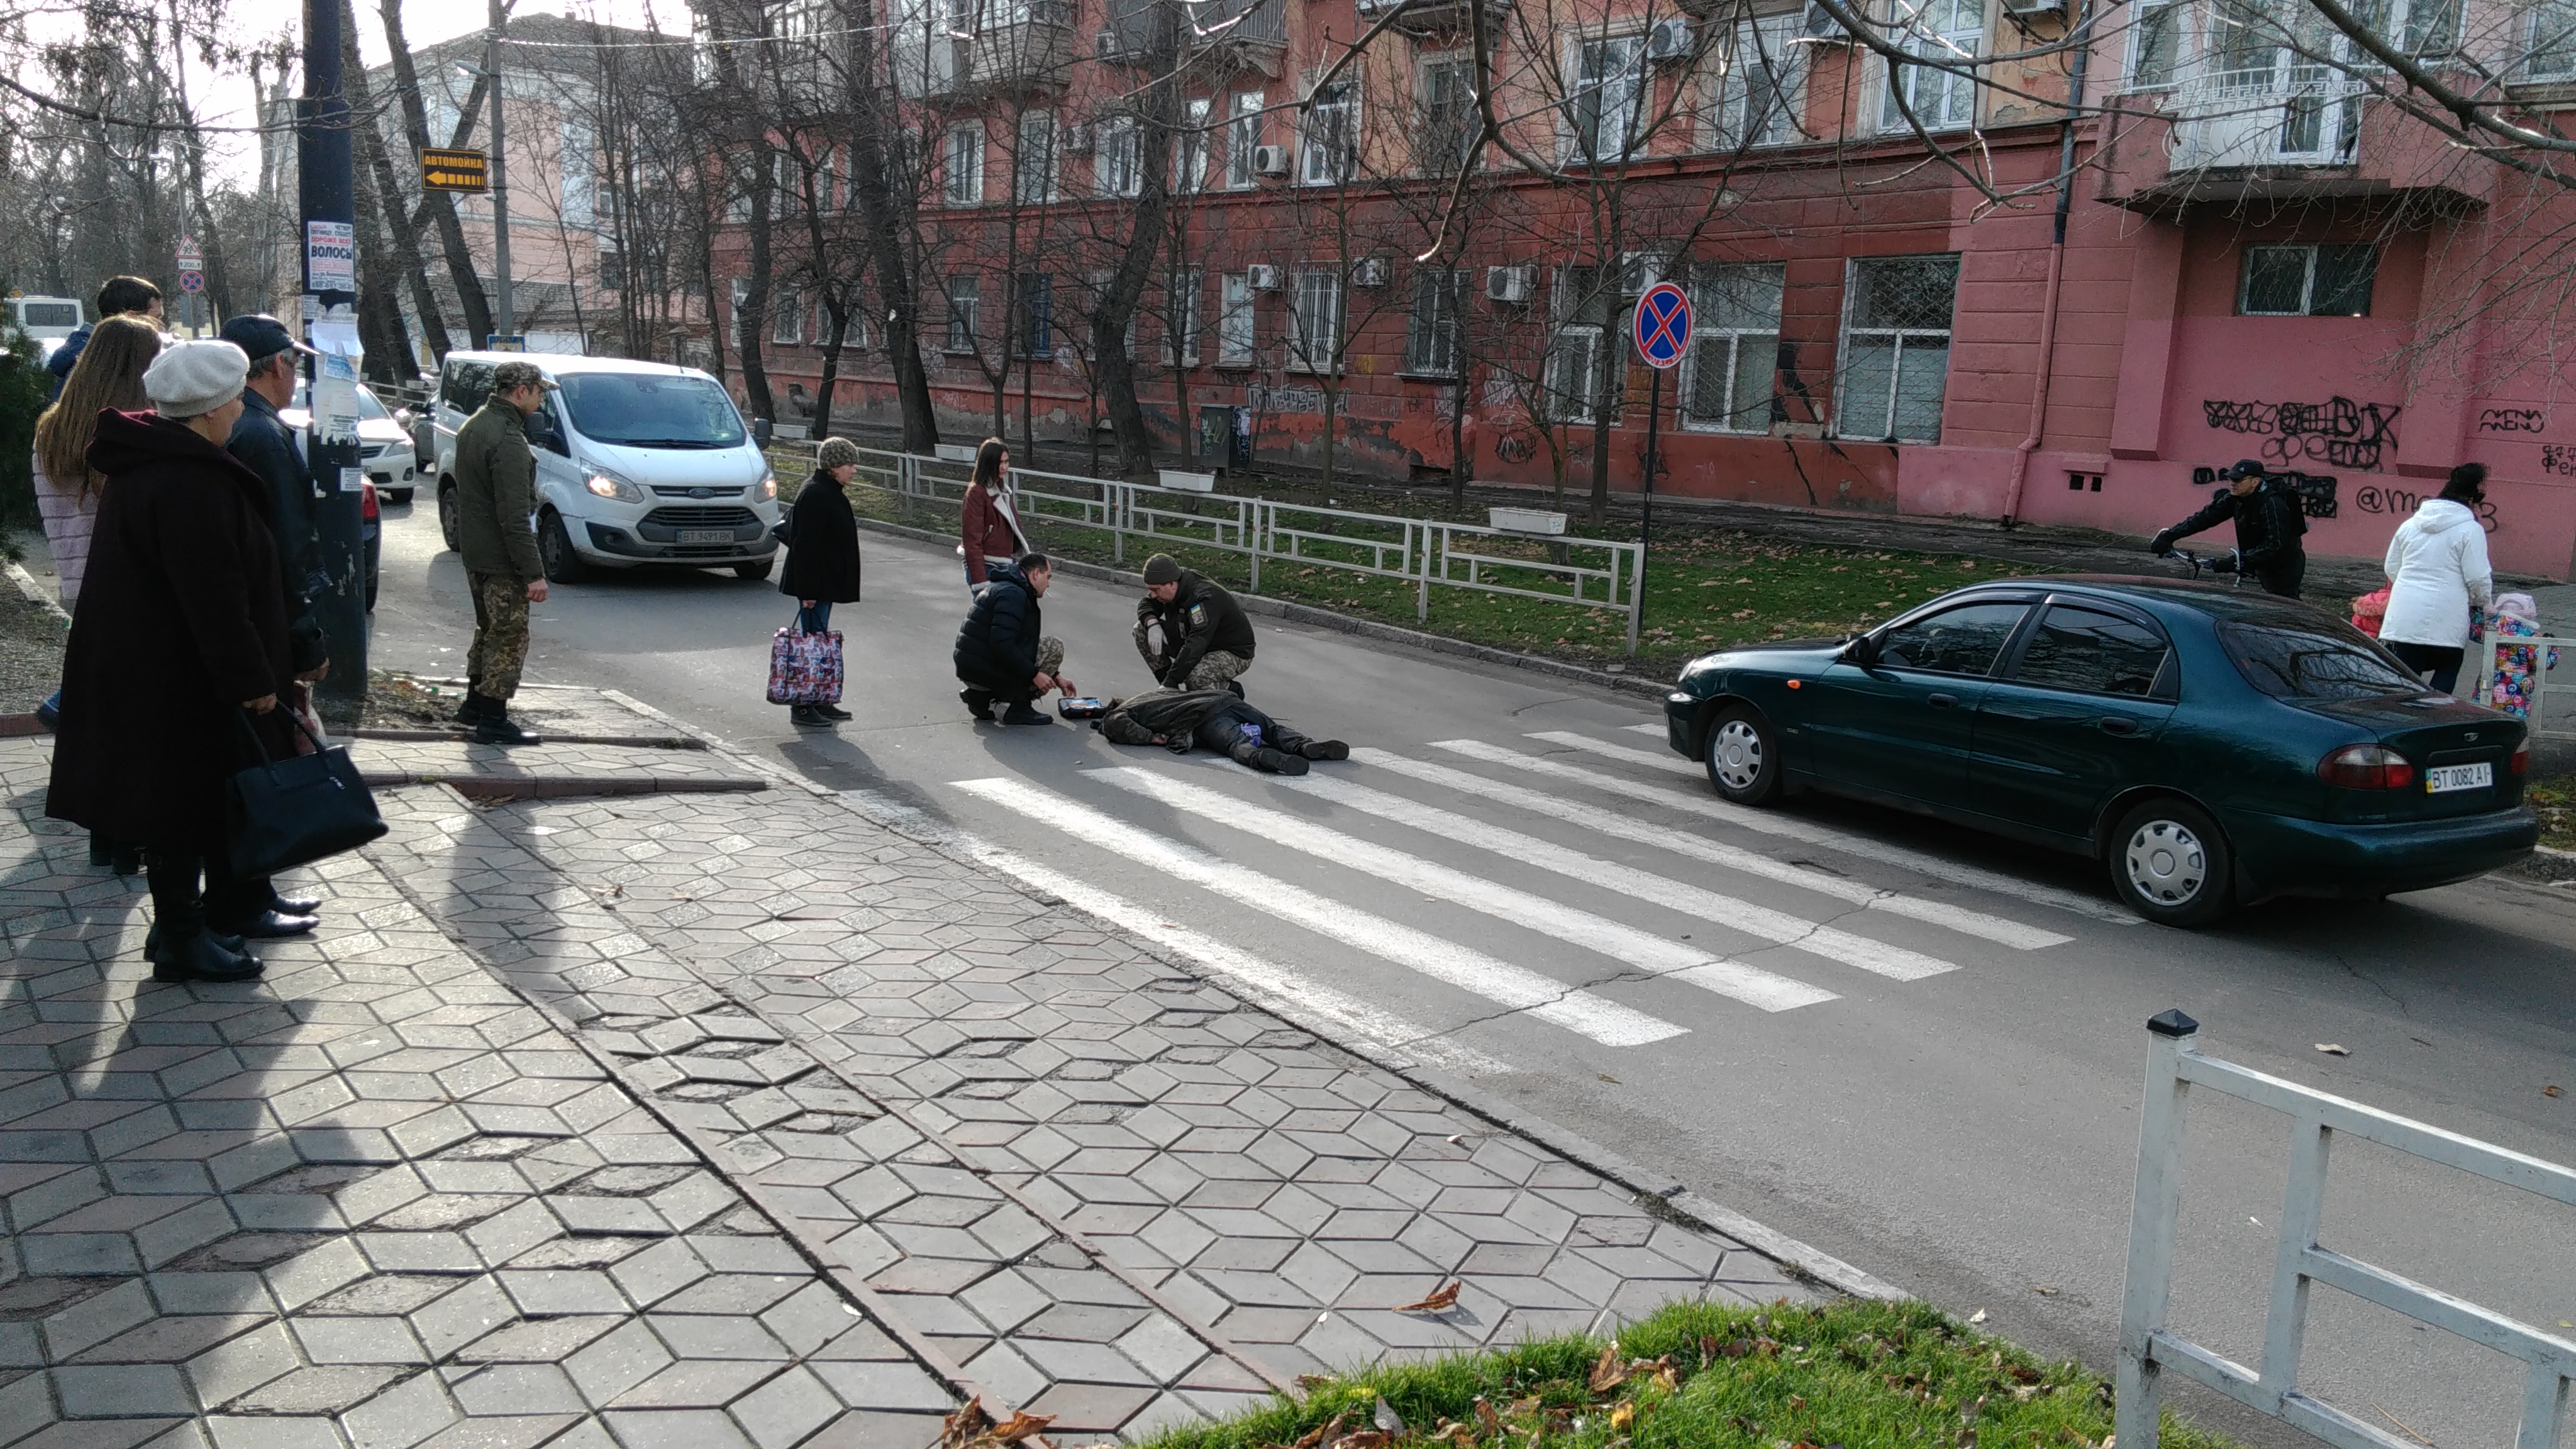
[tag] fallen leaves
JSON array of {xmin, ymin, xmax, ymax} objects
[
  {"xmin": 1590, "ymin": 1343, "xmax": 1630, "ymax": 1392},
  {"xmin": 2547, "ymin": 1084, "xmax": 2563, "ymax": 1098},
  {"xmin": 1392, "ymin": 1281, "xmax": 1462, "ymax": 1314},
  {"xmin": 938, "ymin": 1397, "xmax": 1057, "ymax": 1448},
  {"xmin": 1968, "ymin": 1309, "xmax": 1989, "ymax": 1324}
]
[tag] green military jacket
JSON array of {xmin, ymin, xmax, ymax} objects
[{"xmin": 454, "ymin": 401, "xmax": 545, "ymax": 579}]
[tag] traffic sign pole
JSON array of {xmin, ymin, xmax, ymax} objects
[{"xmin": 1631, "ymin": 282, "xmax": 1692, "ymax": 644}]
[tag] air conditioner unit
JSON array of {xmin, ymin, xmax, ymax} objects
[
  {"xmin": 1999, "ymin": 0, "xmax": 2065, "ymax": 17},
  {"xmin": 1352, "ymin": 257, "xmax": 1388, "ymax": 288},
  {"xmin": 1060, "ymin": 123, "xmax": 1091, "ymax": 153},
  {"xmin": 1645, "ymin": 17, "xmax": 1694, "ymax": 60},
  {"xmin": 1485, "ymin": 265, "xmax": 1533, "ymax": 304},
  {"xmin": 1246, "ymin": 264, "xmax": 1282, "ymax": 291},
  {"xmin": 1250, "ymin": 144, "xmax": 1291, "ymax": 176},
  {"xmin": 1802, "ymin": 0, "xmax": 1852, "ymax": 40}
]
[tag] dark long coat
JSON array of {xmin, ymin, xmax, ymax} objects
[
  {"xmin": 47, "ymin": 409, "xmax": 296, "ymax": 853},
  {"xmin": 778, "ymin": 477, "xmax": 863, "ymax": 604}
]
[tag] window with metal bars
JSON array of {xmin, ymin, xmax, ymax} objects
[{"xmin": 1834, "ymin": 253, "xmax": 1958, "ymax": 443}]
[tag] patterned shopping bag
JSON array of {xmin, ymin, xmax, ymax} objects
[{"xmin": 767, "ymin": 628, "xmax": 845, "ymax": 705}]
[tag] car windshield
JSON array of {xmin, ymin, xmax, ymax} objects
[
  {"xmin": 558, "ymin": 372, "xmax": 745, "ymax": 448},
  {"xmin": 2218, "ymin": 615, "xmax": 2429, "ymax": 701}
]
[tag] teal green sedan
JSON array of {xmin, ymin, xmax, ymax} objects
[{"xmin": 1662, "ymin": 577, "xmax": 2538, "ymax": 926}]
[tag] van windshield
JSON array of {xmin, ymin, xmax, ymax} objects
[{"xmin": 558, "ymin": 372, "xmax": 745, "ymax": 449}]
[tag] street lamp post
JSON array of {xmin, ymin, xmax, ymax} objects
[{"xmin": 462, "ymin": 3, "xmax": 514, "ymax": 345}]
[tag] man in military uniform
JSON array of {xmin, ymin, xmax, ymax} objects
[
  {"xmin": 452, "ymin": 361, "xmax": 554, "ymax": 744},
  {"xmin": 1135, "ymin": 552, "xmax": 1256, "ymax": 692}
]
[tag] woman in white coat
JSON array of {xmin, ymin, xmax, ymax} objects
[{"xmin": 2378, "ymin": 463, "xmax": 2494, "ymax": 694}]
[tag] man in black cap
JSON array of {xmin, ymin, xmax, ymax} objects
[
  {"xmin": 2149, "ymin": 458, "xmax": 2309, "ymax": 599},
  {"xmin": 1135, "ymin": 552, "xmax": 1256, "ymax": 692},
  {"xmin": 211, "ymin": 312, "xmax": 329, "ymax": 940}
]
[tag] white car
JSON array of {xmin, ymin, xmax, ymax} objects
[
  {"xmin": 286, "ymin": 380, "xmax": 423, "ymax": 504},
  {"xmin": 427, "ymin": 352, "xmax": 780, "ymax": 583},
  {"xmin": 5, "ymin": 295, "xmax": 84, "ymax": 368}
]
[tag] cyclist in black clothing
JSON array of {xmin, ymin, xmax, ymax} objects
[{"xmin": 2149, "ymin": 458, "xmax": 2309, "ymax": 599}]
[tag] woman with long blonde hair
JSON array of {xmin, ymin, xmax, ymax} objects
[
  {"xmin": 33, "ymin": 314, "xmax": 162, "ymax": 609},
  {"xmin": 31, "ymin": 314, "xmax": 160, "ymax": 874}
]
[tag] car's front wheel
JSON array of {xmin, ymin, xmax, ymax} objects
[
  {"xmin": 387, "ymin": 488, "xmax": 413, "ymax": 506},
  {"xmin": 539, "ymin": 511, "xmax": 590, "ymax": 584},
  {"xmin": 1704, "ymin": 704, "xmax": 1784, "ymax": 806},
  {"xmin": 436, "ymin": 484, "xmax": 460, "ymax": 550},
  {"xmin": 2109, "ymin": 798, "xmax": 2235, "ymax": 928},
  {"xmin": 733, "ymin": 557, "xmax": 774, "ymax": 582}
]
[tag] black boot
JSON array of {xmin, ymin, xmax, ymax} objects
[
  {"xmin": 150, "ymin": 931, "xmax": 264, "ymax": 984},
  {"xmin": 960, "ymin": 689, "xmax": 995, "ymax": 723},
  {"xmin": 789, "ymin": 704, "xmax": 832, "ymax": 727},
  {"xmin": 1226, "ymin": 679, "xmax": 1246, "ymax": 699},
  {"xmin": 816, "ymin": 702, "xmax": 852, "ymax": 720},
  {"xmin": 1298, "ymin": 739, "xmax": 1349, "ymax": 761},
  {"xmin": 1001, "ymin": 702, "xmax": 1053, "ymax": 726},
  {"xmin": 453, "ymin": 684, "xmax": 491, "ymax": 724},
  {"xmin": 110, "ymin": 845, "xmax": 144, "ymax": 877},
  {"xmin": 475, "ymin": 705, "xmax": 536, "ymax": 746}
]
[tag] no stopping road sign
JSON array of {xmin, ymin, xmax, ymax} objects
[{"xmin": 1633, "ymin": 281, "xmax": 1691, "ymax": 370}]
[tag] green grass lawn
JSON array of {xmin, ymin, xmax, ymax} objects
[
  {"xmin": 801, "ymin": 458, "xmax": 2044, "ymax": 675},
  {"xmin": 1098, "ymin": 1299, "xmax": 2236, "ymax": 1449}
]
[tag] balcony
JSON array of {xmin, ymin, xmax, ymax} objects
[
  {"xmin": 2103, "ymin": 72, "xmax": 2490, "ymax": 218},
  {"xmin": 2167, "ymin": 67, "xmax": 2364, "ymax": 169},
  {"xmin": 1353, "ymin": 0, "xmax": 1507, "ymax": 33},
  {"xmin": 967, "ymin": 0, "xmax": 1074, "ymax": 93},
  {"xmin": 1183, "ymin": 0, "xmax": 1286, "ymax": 76}
]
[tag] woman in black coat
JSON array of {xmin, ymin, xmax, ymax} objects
[
  {"xmin": 778, "ymin": 436, "xmax": 864, "ymax": 725},
  {"xmin": 47, "ymin": 340, "xmax": 295, "ymax": 984}
]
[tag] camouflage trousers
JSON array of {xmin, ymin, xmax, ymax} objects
[
  {"xmin": 1133, "ymin": 619, "xmax": 1250, "ymax": 692},
  {"xmin": 466, "ymin": 572, "xmax": 531, "ymax": 701}
]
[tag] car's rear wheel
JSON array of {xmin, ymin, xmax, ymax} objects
[
  {"xmin": 2110, "ymin": 798, "xmax": 2235, "ymax": 928},
  {"xmin": 1704, "ymin": 704, "xmax": 1783, "ymax": 806},
  {"xmin": 539, "ymin": 511, "xmax": 590, "ymax": 584},
  {"xmin": 436, "ymin": 483, "xmax": 460, "ymax": 550}
]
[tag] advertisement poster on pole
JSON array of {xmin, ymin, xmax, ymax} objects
[{"xmin": 304, "ymin": 220, "xmax": 357, "ymax": 293}]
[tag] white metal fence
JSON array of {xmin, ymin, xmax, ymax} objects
[
  {"xmin": 779, "ymin": 441, "xmax": 1650, "ymax": 653},
  {"xmin": 2117, "ymin": 1010, "xmax": 2576, "ymax": 1449},
  {"xmin": 2468, "ymin": 635, "xmax": 2576, "ymax": 743}
]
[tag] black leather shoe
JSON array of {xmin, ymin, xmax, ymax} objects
[
  {"xmin": 789, "ymin": 705, "xmax": 832, "ymax": 727},
  {"xmin": 145, "ymin": 923, "xmax": 247, "ymax": 958},
  {"xmin": 1253, "ymin": 747, "xmax": 1309, "ymax": 775},
  {"xmin": 1001, "ymin": 704, "xmax": 1053, "ymax": 726},
  {"xmin": 475, "ymin": 713, "xmax": 536, "ymax": 746},
  {"xmin": 816, "ymin": 703, "xmax": 852, "ymax": 720},
  {"xmin": 150, "ymin": 933, "xmax": 264, "ymax": 984},
  {"xmin": 110, "ymin": 847, "xmax": 144, "ymax": 877},
  {"xmin": 208, "ymin": 910, "xmax": 319, "ymax": 940},
  {"xmin": 269, "ymin": 893, "xmax": 323, "ymax": 916},
  {"xmin": 1299, "ymin": 740, "xmax": 1350, "ymax": 761},
  {"xmin": 959, "ymin": 689, "xmax": 994, "ymax": 723}
]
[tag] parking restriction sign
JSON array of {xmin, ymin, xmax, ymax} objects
[{"xmin": 1633, "ymin": 282, "xmax": 1692, "ymax": 370}]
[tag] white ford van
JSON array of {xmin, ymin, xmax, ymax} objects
[{"xmin": 430, "ymin": 352, "xmax": 781, "ymax": 582}]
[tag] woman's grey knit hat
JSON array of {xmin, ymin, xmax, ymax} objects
[{"xmin": 816, "ymin": 436, "xmax": 862, "ymax": 472}]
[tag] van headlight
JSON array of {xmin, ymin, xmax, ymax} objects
[
  {"xmin": 758, "ymin": 472, "xmax": 778, "ymax": 501},
  {"xmin": 584, "ymin": 470, "xmax": 642, "ymax": 502}
]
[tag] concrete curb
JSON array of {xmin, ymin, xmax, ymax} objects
[
  {"xmin": 4, "ymin": 561, "xmax": 71, "ymax": 625},
  {"xmin": 593, "ymin": 687, "xmax": 1910, "ymax": 1306},
  {"xmin": 0, "ymin": 714, "xmax": 46, "ymax": 738},
  {"xmin": 347, "ymin": 726, "xmax": 710, "ymax": 749},
  {"xmin": 847, "ymin": 514, "xmax": 1682, "ymax": 701},
  {"xmin": 356, "ymin": 768, "xmax": 765, "ymax": 802}
]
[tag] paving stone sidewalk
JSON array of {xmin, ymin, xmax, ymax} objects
[
  {"xmin": 358, "ymin": 741, "xmax": 1820, "ymax": 1440},
  {"xmin": 0, "ymin": 738, "xmax": 968, "ymax": 1449}
]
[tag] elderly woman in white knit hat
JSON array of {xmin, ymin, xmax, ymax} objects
[{"xmin": 46, "ymin": 338, "xmax": 306, "ymax": 984}]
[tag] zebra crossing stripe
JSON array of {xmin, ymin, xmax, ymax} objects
[
  {"xmin": 1529, "ymin": 730, "xmax": 1711, "ymax": 777},
  {"xmin": 1089, "ymin": 768, "xmax": 1842, "ymax": 1009},
  {"xmin": 1440, "ymin": 736, "xmax": 2136, "ymax": 924},
  {"xmin": 842, "ymin": 789, "xmax": 1508, "ymax": 1076},
  {"xmin": 1348, "ymin": 750, "xmax": 2070, "ymax": 950},
  {"xmin": 1236, "ymin": 769, "xmax": 1965, "ymax": 981},
  {"xmin": 950, "ymin": 777, "xmax": 1689, "ymax": 1046}
]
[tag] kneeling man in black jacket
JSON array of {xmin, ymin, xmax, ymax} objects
[
  {"xmin": 1096, "ymin": 688, "xmax": 1346, "ymax": 775},
  {"xmin": 954, "ymin": 553, "xmax": 1077, "ymax": 725}
]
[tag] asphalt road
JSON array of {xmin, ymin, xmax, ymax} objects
[{"xmin": 365, "ymin": 499, "xmax": 2576, "ymax": 1448}]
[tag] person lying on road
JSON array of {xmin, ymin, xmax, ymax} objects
[{"xmin": 1096, "ymin": 687, "xmax": 1346, "ymax": 775}]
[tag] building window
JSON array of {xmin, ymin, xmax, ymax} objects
[
  {"xmin": 560, "ymin": 121, "xmax": 595, "ymax": 223},
  {"xmin": 773, "ymin": 286, "xmax": 804, "ymax": 345},
  {"xmin": 1167, "ymin": 265, "xmax": 1204, "ymax": 366},
  {"xmin": 2530, "ymin": 0, "xmax": 2576, "ymax": 75},
  {"xmin": 1098, "ymin": 116, "xmax": 1141, "ymax": 197},
  {"xmin": 1543, "ymin": 330, "xmax": 1600, "ymax": 424},
  {"xmin": 1419, "ymin": 56, "xmax": 1478, "ymax": 174},
  {"xmin": 945, "ymin": 124, "xmax": 984, "ymax": 204},
  {"xmin": 2126, "ymin": 0, "xmax": 2181, "ymax": 88},
  {"xmin": 1014, "ymin": 113, "xmax": 1057, "ymax": 204},
  {"xmin": 1835, "ymin": 253, "xmax": 1960, "ymax": 443},
  {"xmin": 1227, "ymin": 91, "xmax": 1265, "ymax": 188},
  {"xmin": 1405, "ymin": 268, "xmax": 1465, "ymax": 375},
  {"xmin": 2238, "ymin": 243, "xmax": 2375, "ymax": 316},
  {"xmin": 1218, "ymin": 273, "xmax": 1256, "ymax": 365},
  {"xmin": 1287, "ymin": 270, "xmax": 1343, "ymax": 372},
  {"xmin": 1711, "ymin": 19, "xmax": 1804, "ymax": 148},
  {"xmin": 1683, "ymin": 263, "xmax": 1784, "ymax": 433},
  {"xmin": 1012, "ymin": 274, "xmax": 1053, "ymax": 358},
  {"xmin": 1300, "ymin": 82, "xmax": 1358, "ymax": 185},
  {"xmin": 1562, "ymin": 33, "xmax": 1645, "ymax": 163},
  {"xmin": 1176, "ymin": 97, "xmax": 1211, "ymax": 192},
  {"xmin": 1880, "ymin": 0, "xmax": 1984, "ymax": 132},
  {"xmin": 945, "ymin": 274, "xmax": 980, "ymax": 350}
]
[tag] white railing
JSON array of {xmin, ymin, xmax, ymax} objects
[
  {"xmin": 2117, "ymin": 1010, "xmax": 2576, "ymax": 1449},
  {"xmin": 2468, "ymin": 633, "xmax": 2575, "ymax": 743},
  {"xmin": 787, "ymin": 441, "xmax": 1648, "ymax": 653},
  {"xmin": 2168, "ymin": 72, "xmax": 2366, "ymax": 169}
]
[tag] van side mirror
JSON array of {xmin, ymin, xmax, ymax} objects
[
  {"xmin": 751, "ymin": 418, "xmax": 774, "ymax": 449},
  {"xmin": 1840, "ymin": 633, "xmax": 1880, "ymax": 667}
]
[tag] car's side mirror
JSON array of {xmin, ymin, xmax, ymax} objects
[
  {"xmin": 1840, "ymin": 633, "xmax": 1880, "ymax": 668},
  {"xmin": 751, "ymin": 418, "xmax": 774, "ymax": 449}
]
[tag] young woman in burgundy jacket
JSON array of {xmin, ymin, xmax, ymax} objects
[{"xmin": 959, "ymin": 437, "xmax": 1028, "ymax": 594}]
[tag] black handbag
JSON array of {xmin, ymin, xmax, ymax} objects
[{"xmin": 225, "ymin": 709, "xmax": 388, "ymax": 879}]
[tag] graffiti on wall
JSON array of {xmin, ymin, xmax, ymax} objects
[
  {"xmin": 2202, "ymin": 396, "xmax": 2401, "ymax": 470},
  {"xmin": 1247, "ymin": 384, "xmax": 1346, "ymax": 416},
  {"xmin": 2541, "ymin": 446, "xmax": 2576, "ymax": 477},
  {"xmin": 1494, "ymin": 430, "xmax": 1538, "ymax": 464},
  {"xmin": 2356, "ymin": 484, "xmax": 2500, "ymax": 533},
  {"xmin": 2477, "ymin": 408, "xmax": 2548, "ymax": 435}
]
